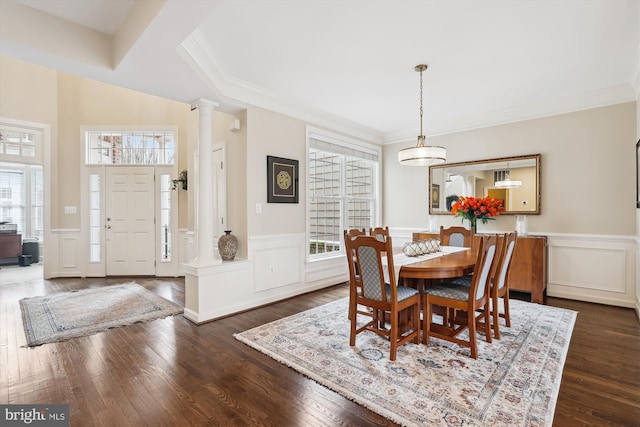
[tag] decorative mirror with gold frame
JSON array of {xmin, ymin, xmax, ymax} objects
[{"xmin": 429, "ymin": 154, "xmax": 541, "ymax": 215}]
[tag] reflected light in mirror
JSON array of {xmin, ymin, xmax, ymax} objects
[
  {"xmin": 495, "ymin": 179, "xmax": 523, "ymax": 189},
  {"xmin": 429, "ymin": 154, "xmax": 540, "ymax": 215}
]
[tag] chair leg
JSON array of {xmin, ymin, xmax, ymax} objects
[
  {"xmin": 349, "ymin": 301, "xmax": 357, "ymax": 346},
  {"xmin": 503, "ymin": 294, "xmax": 511, "ymax": 327},
  {"xmin": 389, "ymin": 310, "xmax": 398, "ymax": 361},
  {"xmin": 422, "ymin": 296, "xmax": 431, "ymax": 345},
  {"xmin": 483, "ymin": 302, "xmax": 492, "ymax": 344},
  {"xmin": 468, "ymin": 309, "xmax": 478, "ymax": 359},
  {"xmin": 492, "ymin": 296, "xmax": 501, "ymax": 339},
  {"xmin": 412, "ymin": 303, "xmax": 420, "ymax": 344}
]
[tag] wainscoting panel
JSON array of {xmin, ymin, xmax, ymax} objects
[
  {"xmin": 48, "ymin": 229, "xmax": 82, "ymax": 277},
  {"xmin": 251, "ymin": 234, "xmax": 304, "ymax": 292},
  {"xmin": 178, "ymin": 229, "xmax": 195, "ymax": 276},
  {"xmin": 305, "ymin": 255, "xmax": 349, "ymax": 288},
  {"xmin": 547, "ymin": 234, "xmax": 636, "ymax": 307},
  {"xmin": 185, "ymin": 233, "xmax": 339, "ymax": 322},
  {"xmin": 549, "ymin": 246, "xmax": 626, "ymax": 293}
]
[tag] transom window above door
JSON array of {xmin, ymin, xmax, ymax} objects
[{"xmin": 85, "ymin": 130, "xmax": 175, "ymax": 165}]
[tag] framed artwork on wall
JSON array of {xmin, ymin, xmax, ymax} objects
[
  {"xmin": 431, "ymin": 184, "xmax": 440, "ymax": 209},
  {"xmin": 267, "ymin": 155, "xmax": 299, "ymax": 203}
]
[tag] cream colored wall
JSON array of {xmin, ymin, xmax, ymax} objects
[
  {"xmin": 384, "ymin": 102, "xmax": 636, "ymax": 235},
  {"xmin": 0, "ymin": 56, "xmax": 59, "ymax": 225},
  {"xmin": 225, "ymin": 109, "xmax": 248, "ymax": 257},
  {"xmin": 185, "ymin": 107, "xmax": 247, "ymax": 257},
  {"xmin": 215, "ymin": 109, "xmax": 247, "ymax": 258},
  {"xmin": 55, "ymin": 72, "xmax": 191, "ymax": 229},
  {"xmin": 636, "ymin": 84, "xmax": 640, "ymax": 319},
  {"xmin": 246, "ymin": 105, "xmax": 306, "ymax": 236}
]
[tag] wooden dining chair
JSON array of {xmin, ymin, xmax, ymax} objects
[
  {"xmin": 344, "ymin": 233, "xmax": 420, "ymax": 361},
  {"xmin": 439, "ymin": 226, "xmax": 473, "ymax": 248},
  {"xmin": 422, "ymin": 234, "xmax": 498, "ymax": 359},
  {"xmin": 370, "ymin": 226, "xmax": 390, "ymax": 242},
  {"xmin": 489, "ymin": 231, "xmax": 517, "ymax": 339},
  {"xmin": 344, "ymin": 228, "xmax": 368, "ymax": 321},
  {"xmin": 446, "ymin": 231, "xmax": 518, "ymax": 339}
]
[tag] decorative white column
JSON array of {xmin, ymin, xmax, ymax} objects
[{"xmin": 192, "ymin": 98, "xmax": 220, "ymax": 266}]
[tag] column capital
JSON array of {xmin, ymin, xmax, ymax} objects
[{"xmin": 191, "ymin": 98, "xmax": 219, "ymax": 111}]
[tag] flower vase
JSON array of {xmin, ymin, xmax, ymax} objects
[
  {"xmin": 469, "ymin": 218, "xmax": 477, "ymax": 235},
  {"xmin": 218, "ymin": 230, "xmax": 238, "ymax": 261}
]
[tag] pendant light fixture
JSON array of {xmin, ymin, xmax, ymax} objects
[
  {"xmin": 398, "ymin": 64, "xmax": 446, "ymax": 166},
  {"xmin": 494, "ymin": 169, "xmax": 523, "ymax": 189}
]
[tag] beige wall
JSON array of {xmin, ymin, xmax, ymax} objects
[
  {"xmin": 384, "ymin": 102, "xmax": 637, "ymax": 236},
  {"xmin": 245, "ymin": 105, "xmax": 307, "ymax": 236},
  {"xmin": 0, "ymin": 56, "xmax": 59, "ymax": 225},
  {"xmin": 55, "ymin": 72, "xmax": 191, "ymax": 229}
]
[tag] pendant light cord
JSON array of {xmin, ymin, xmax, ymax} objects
[{"xmin": 419, "ymin": 68, "xmax": 423, "ymax": 138}]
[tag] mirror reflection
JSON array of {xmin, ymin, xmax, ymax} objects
[{"xmin": 429, "ymin": 154, "xmax": 540, "ymax": 215}]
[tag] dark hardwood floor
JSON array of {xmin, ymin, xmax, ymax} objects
[{"xmin": 1, "ymin": 274, "xmax": 639, "ymax": 426}]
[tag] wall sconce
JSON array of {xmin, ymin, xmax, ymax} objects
[{"xmin": 172, "ymin": 170, "xmax": 188, "ymax": 190}]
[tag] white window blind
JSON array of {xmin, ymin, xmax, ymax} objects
[
  {"xmin": 308, "ymin": 135, "xmax": 379, "ymax": 259},
  {"xmin": 0, "ymin": 164, "xmax": 43, "ymax": 238}
]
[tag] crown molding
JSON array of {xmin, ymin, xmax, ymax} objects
[
  {"xmin": 182, "ymin": 31, "xmax": 635, "ymax": 147},
  {"xmin": 180, "ymin": 30, "xmax": 384, "ymax": 144},
  {"xmin": 385, "ymin": 84, "xmax": 636, "ymax": 144}
]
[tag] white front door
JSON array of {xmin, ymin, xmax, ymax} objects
[{"xmin": 105, "ymin": 167, "xmax": 155, "ymax": 275}]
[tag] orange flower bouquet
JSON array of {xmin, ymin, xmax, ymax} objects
[{"xmin": 450, "ymin": 196, "xmax": 504, "ymax": 230}]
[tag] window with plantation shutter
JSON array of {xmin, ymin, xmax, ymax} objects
[{"xmin": 307, "ymin": 129, "xmax": 379, "ymax": 259}]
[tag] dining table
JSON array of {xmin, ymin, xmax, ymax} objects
[
  {"xmin": 398, "ymin": 247, "xmax": 477, "ymax": 292},
  {"xmin": 380, "ymin": 246, "xmax": 477, "ymax": 333},
  {"xmin": 382, "ymin": 246, "xmax": 476, "ymax": 292}
]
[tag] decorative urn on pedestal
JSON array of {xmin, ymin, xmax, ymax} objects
[{"xmin": 218, "ymin": 230, "xmax": 238, "ymax": 261}]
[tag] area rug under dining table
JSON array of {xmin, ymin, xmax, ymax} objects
[{"xmin": 235, "ymin": 297, "xmax": 576, "ymax": 427}]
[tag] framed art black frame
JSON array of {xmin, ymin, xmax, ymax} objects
[
  {"xmin": 431, "ymin": 184, "xmax": 440, "ymax": 209},
  {"xmin": 637, "ymin": 140, "xmax": 640, "ymax": 208},
  {"xmin": 267, "ymin": 155, "xmax": 299, "ymax": 203}
]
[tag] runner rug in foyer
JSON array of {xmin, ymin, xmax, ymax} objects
[
  {"xmin": 235, "ymin": 298, "xmax": 576, "ymax": 427},
  {"xmin": 20, "ymin": 282, "xmax": 183, "ymax": 347}
]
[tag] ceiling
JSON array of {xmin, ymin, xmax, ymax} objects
[{"xmin": 1, "ymin": 0, "xmax": 638, "ymax": 144}]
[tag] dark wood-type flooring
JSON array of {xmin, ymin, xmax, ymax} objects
[{"xmin": 1, "ymin": 273, "xmax": 639, "ymax": 426}]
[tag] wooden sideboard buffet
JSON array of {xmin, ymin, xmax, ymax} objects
[{"xmin": 412, "ymin": 232, "xmax": 547, "ymax": 303}]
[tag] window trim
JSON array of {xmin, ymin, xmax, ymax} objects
[
  {"xmin": 83, "ymin": 126, "xmax": 176, "ymax": 166},
  {"xmin": 306, "ymin": 126, "xmax": 381, "ymax": 262}
]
